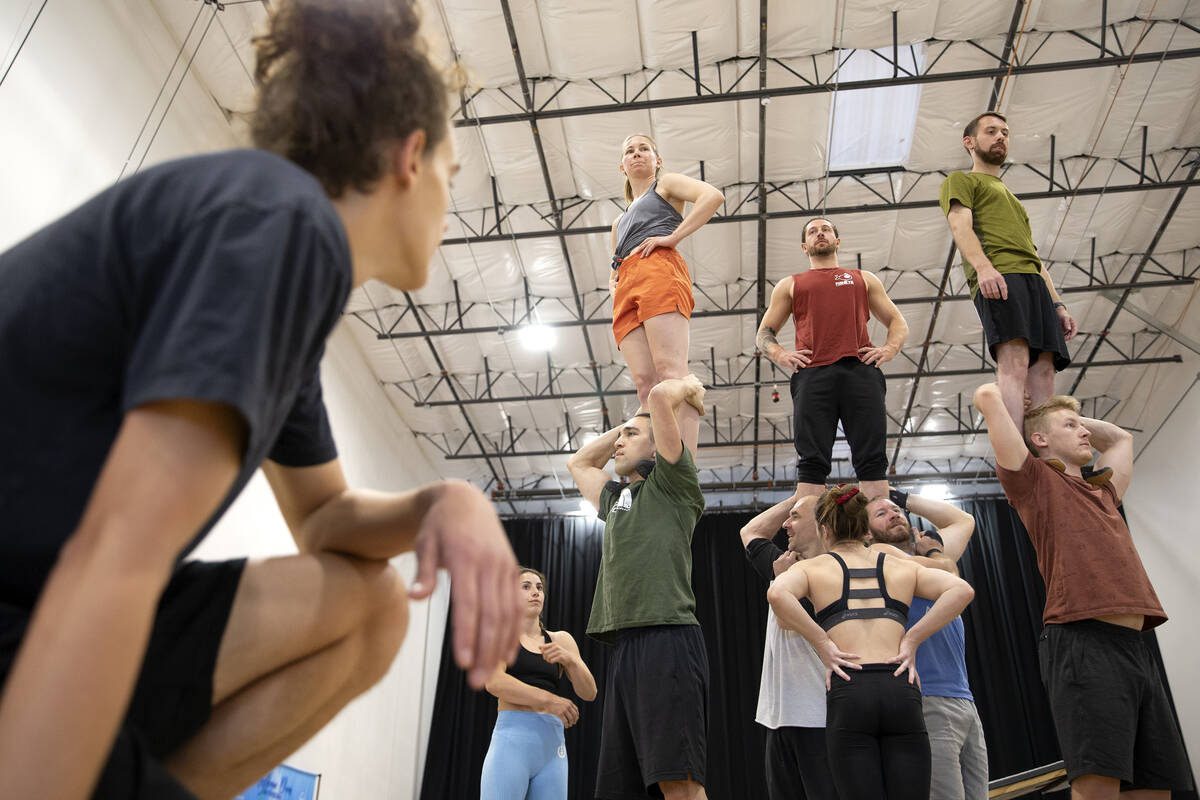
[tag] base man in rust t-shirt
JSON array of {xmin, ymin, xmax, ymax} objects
[
  {"xmin": 755, "ymin": 217, "xmax": 908, "ymax": 504},
  {"xmin": 973, "ymin": 382, "xmax": 1192, "ymax": 797}
]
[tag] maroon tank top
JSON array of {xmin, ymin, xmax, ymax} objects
[{"xmin": 791, "ymin": 268, "xmax": 873, "ymax": 367}]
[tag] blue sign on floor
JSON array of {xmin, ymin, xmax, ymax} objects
[{"xmin": 234, "ymin": 765, "xmax": 320, "ymax": 800}]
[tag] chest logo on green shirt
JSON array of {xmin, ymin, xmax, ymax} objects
[{"xmin": 611, "ymin": 486, "xmax": 633, "ymax": 514}]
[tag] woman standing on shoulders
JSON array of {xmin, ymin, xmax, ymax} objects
[
  {"xmin": 767, "ymin": 485, "xmax": 974, "ymax": 800},
  {"xmin": 610, "ymin": 134, "xmax": 723, "ymax": 456},
  {"xmin": 481, "ymin": 568, "xmax": 597, "ymax": 800}
]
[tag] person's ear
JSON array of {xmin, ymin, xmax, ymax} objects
[
  {"xmin": 1030, "ymin": 430, "xmax": 1048, "ymax": 449},
  {"xmin": 962, "ymin": 135, "xmax": 974, "ymax": 154},
  {"xmin": 389, "ymin": 129, "xmax": 428, "ymax": 189}
]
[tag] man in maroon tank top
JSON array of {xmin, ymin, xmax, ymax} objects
[{"xmin": 756, "ymin": 217, "xmax": 909, "ymax": 504}]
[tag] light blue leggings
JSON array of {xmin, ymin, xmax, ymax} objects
[{"xmin": 480, "ymin": 711, "xmax": 568, "ymax": 800}]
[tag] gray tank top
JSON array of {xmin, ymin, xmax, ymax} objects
[{"xmin": 612, "ymin": 181, "xmax": 683, "ymax": 267}]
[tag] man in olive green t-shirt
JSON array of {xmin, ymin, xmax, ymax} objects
[
  {"xmin": 939, "ymin": 111, "xmax": 1078, "ymax": 430},
  {"xmin": 567, "ymin": 375, "xmax": 709, "ymax": 800}
]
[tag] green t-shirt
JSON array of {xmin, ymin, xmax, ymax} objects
[
  {"xmin": 939, "ymin": 171, "xmax": 1042, "ymax": 297},
  {"xmin": 587, "ymin": 445, "xmax": 706, "ymax": 643}
]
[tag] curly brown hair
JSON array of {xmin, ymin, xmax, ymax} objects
[
  {"xmin": 251, "ymin": 0, "xmax": 452, "ymax": 197},
  {"xmin": 814, "ymin": 483, "xmax": 871, "ymax": 546}
]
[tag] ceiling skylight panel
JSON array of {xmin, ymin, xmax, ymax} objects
[{"xmin": 826, "ymin": 45, "xmax": 924, "ymax": 171}]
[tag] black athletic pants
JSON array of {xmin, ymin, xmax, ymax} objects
[
  {"xmin": 790, "ymin": 356, "xmax": 888, "ymax": 484},
  {"xmin": 826, "ymin": 664, "xmax": 929, "ymax": 800}
]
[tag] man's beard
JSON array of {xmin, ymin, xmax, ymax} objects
[
  {"xmin": 872, "ymin": 522, "xmax": 911, "ymax": 546},
  {"xmin": 977, "ymin": 144, "xmax": 1006, "ymax": 166},
  {"xmin": 807, "ymin": 240, "xmax": 837, "ymax": 256}
]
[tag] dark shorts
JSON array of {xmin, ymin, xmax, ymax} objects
[
  {"xmin": 596, "ymin": 624, "xmax": 708, "ymax": 798},
  {"xmin": 790, "ymin": 356, "xmax": 888, "ymax": 484},
  {"xmin": 972, "ymin": 272, "xmax": 1070, "ymax": 370},
  {"xmin": 1038, "ymin": 620, "xmax": 1193, "ymax": 790},
  {"xmin": 764, "ymin": 726, "xmax": 838, "ymax": 800},
  {"xmin": 0, "ymin": 558, "xmax": 246, "ymax": 800}
]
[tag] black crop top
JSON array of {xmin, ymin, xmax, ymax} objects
[
  {"xmin": 508, "ymin": 630, "xmax": 570, "ymax": 697},
  {"xmin": 814, "ymin": 551, "xmax": 910, "ymax": 631}
]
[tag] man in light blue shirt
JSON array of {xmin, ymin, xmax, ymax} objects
[{"xmin": 867, "ymin": 490, "xmax": 988, "ymax": 800}]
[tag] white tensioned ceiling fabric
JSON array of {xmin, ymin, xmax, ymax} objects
[{"xmin": 144, "ymin": 0, "xmax": 1200, "ymax": 513}]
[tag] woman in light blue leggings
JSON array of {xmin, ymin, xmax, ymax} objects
[{"xmin": 481, "ymin": 568, "xmax": 597, "ymax": 800}]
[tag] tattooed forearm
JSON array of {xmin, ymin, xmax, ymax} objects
[{"xmin": 756, "ymin": 325, "xmax": 779, "ymax": 354}]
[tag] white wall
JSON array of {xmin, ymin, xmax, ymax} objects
[
  {"xmin": 1123, "ymin": 368, "xmax": 1200, "ymax": 772},
  {"xmin": 192, "ymin": 321, "xmax": 449, "ymax": 799}
]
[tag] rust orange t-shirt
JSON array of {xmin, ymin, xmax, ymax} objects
[
  {"xmin": 997, "ymin": 454, "xmax": 1166, "ymax": 630},
  {"xmin": 790, "ymin": 268, "xmax": 872, "ymax": 368}
]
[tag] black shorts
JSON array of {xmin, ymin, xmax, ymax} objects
[
  {"xmin": 596, "ymin": 625, "xmax": 708, "ymax": 798},
  {"xmin": 972, "ymin": 272, "xmax": 1070, "ymax": 370},
  {"xmin": 0, "ymin": 558, "xmax": 246, "ymax": 799},
  {"xmin": 764, "ymin": 726, "xmax": 838, "ymax": 800},
  {"xmin": 1039, "ymin": 620, "xmax": 1193, "ymax": 790},
  {"xmin": 790, "ymin": 356, "xmax": 888, "ymax": 484}
]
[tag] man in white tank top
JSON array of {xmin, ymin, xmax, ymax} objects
[{"xmin": 739, "ymin": 493, "xmax": 838, "ymax": 800}]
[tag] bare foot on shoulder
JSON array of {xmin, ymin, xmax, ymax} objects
[{"xmin": 683, "ymin": 374, "xmax": 707, "ymax": 416}]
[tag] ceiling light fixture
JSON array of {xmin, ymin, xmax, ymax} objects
[{"xmin": 518, "ymin": 324, "xmax": 556, "ymax": 351}]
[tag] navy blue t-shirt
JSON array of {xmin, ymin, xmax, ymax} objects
[{"xmin": 0, "ymin": 149, "xmax": 352, "ymax": 609}]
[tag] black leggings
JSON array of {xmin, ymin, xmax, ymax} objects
[{"xmin": 825, "ymin": 664, "xmax": 930, "ymax": 799}]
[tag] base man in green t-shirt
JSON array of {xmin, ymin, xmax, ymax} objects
[
  {"xmin": 940, "ymin": 111, "xmax": 1078, "ymax": 429},
  {"xmin": 567, "ymin": 375, "xmax": 709, "ymax": 800}
]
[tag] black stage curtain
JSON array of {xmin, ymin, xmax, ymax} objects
[{"xmin": 420, "ymin": 500, "xmax": 1196, "ymax": 799}]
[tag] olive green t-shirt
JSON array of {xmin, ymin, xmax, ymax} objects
[
  {"xmin": 587, "ymin": 445, "xmax": 706, "ymax": 643},
  {"xmin": 939, "ymin": 171, "xmax": 1042, "ymax": 297}
]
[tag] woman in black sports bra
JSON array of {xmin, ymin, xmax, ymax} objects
[
  {"xmin": 767, "ymin": 485, "xmax": 974, "ymax": 800},
  {"xmin": 480, "ymin": 568, "xmax": 597, "ymax": 799}
]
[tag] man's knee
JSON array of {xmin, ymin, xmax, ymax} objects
[
  {"xmin": 994, "ymin": 339, "xmax": 1031, "ymax": 374},
  {"xmin": 336, "ymin": 559, "xmax": 409, "ymax": 691}
]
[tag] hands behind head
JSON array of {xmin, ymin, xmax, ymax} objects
[
  {"xmin": 913, "ymin": 533, "xmax": 944, "ymax": 558},
  {"xmin": 408, "ymin": 480, "xmax": 522, "ymax": 689}
]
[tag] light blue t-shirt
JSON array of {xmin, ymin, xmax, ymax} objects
[{"xmin": 907, "ymin": 597, "xmax": 973, "ymax": 700}]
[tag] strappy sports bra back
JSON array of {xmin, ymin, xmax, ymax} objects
[{"xmin": 814, "ymin": 551, "xmax": 910, "ymax": 631}]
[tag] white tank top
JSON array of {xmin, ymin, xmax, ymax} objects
[{"xmin": 756, "ymin": 598, "xmax": 828, "ymax": 729}]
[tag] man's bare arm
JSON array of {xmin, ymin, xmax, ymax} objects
[
  {"xmin": 0, "ymin": 400, "xmax": 244, "ymax": 799},
  {"xmin": 974, "ymin": 382, "xmax": 1030, "ymax": 471},
  {"xmin": 860, "ymin": 270, "xmax": 909, "ymax": 366},
  {"xmin": 739, "ymin": 494, "xmax": 794, "ymax": 549},
  {"xmin": 904, "ymin": 493, "xmax": 975, "ymax": 562},
  {"xmin": 1081, "ymin": 416, "xmax": 1134, "ymax": 500},
  {"xmin": 262, "ymin": 461, "xmax": 522, "ymax": 687},
  {"xmin": 756, "ymin": 277, "xmax": 810, "ymax": 371},
  {"xmin": 566, "ymin": 425, "xmax": 620, "ymax": 510}
]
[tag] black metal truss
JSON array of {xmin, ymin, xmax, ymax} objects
[
  {"xmin": 1070, "ymin": 158, "xmax": 1200, "ymax": 393},
  {"xmin": 410, "ymin": 386, "xmax": 1134, "ymax": 465},
  {"xmin": 351, "ymin": 252, "xmax": 1198, "ymax": 344},
  {"xmin": 452, "ymin": 17, "xmax": 1200, "ymax": 128},
  {"xmin": 391, "ymin": 349, "xmax": 1180, "ymax": 410},
  {"xmin": 441, "ymin": 149, "xmax": 1200, "ymax": 247},
  {"xmin": 495, "ymin": 0, "xmax": 614, "ymax": 431},
  {"xmin": 487, "ymin": 461, "xmax": 1006, "ymax": 503}
]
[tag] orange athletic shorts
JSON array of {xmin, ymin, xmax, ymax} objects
[{"xmin": 611, "ymin": 247, "xmax": 695, "ymax": 346}]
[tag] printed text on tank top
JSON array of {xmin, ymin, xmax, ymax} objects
[{"xmin": 814, "ymin": 551, "xmax": 910, "ymax": 631}]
